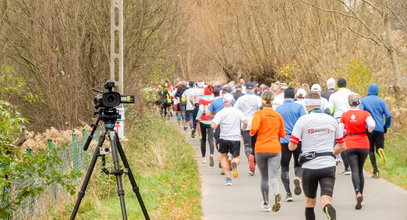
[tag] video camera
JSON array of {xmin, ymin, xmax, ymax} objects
[{"xmin": 93, "ymin": 80, "xmax": 135, "ymax": 109}]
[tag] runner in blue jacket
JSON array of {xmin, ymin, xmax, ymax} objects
[{"xmin": 359, "ymin": 83, "xmax": 391, "ymax": 178}]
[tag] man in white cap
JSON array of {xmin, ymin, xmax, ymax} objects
[
  {"xmin": 234, "ymin": 82, "xmax": 262, "ymax": 176},
  {"xmin": 295, "ymin": 88, "xmax": 307, "ymax": 111},
  {"xmin": 311, "ymin": 84, "xmax": 329, "ymax": 113},
  {"xmin": 212, "ymin": 93, "xmax": 248, "ymax": 186},
  {"xmin": 321, "ymin": 78, "xmax": 336, "ymax": 100}
]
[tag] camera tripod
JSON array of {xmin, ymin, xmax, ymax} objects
[{"xmin": 70, "ymin": 108, "xmax": 150, "ymax": 220}]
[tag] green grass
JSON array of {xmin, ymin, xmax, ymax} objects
[
  {"xmin": 364, "ymin": 132, "xmax": 407, "ymax": 189},
  {"xmin": 46, "ymin": 115, "xmax": 202, "ymax": 219}
]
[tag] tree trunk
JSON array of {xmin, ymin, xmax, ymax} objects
[{"xmin": 384, "ymin": 12, "xmax": 402, "ymax": 93}]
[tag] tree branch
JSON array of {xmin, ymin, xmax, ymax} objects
[{"xmin": 301, "ymin": 0, "xmax": 357, "ymax": 19}]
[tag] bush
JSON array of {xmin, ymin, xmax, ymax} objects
[{"xmin": 0, "ymin": 101, "xmax": 80, "ymax": 218}]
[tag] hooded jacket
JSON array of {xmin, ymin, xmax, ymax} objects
[{"xmin": 360, "ymin": 84, "xmax": 391, "ymax": 132}]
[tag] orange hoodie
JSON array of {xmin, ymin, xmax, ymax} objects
[{"xmin": 250, "ymin": 108, "xmax": 286, "ymax": 153}]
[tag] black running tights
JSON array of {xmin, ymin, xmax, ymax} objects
[
  {"xmin": 280, "ymin": 143, "xmax": 302, "ymax": 194},
  {"xmin": 346, "ymin": 148, "xmax": 369, "ymax": 195},
  {"xmin": 200, "ymin": 122, "xmax": 214, "ymax": 157}
]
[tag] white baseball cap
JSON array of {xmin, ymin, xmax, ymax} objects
[
  {"xmin": 223, "ymin": 93, "xmax": 234, "ymax": 104},
  {"xmin": 311, "ymin": 84, "xmax": 322, "ymax": 92},
  {"xmin": 295, "ymin": 88, "xmax": 307, "ymax": 98},
  {"xmin": 327, "ymin": 78, "xmax": 335, "ymax": 89}
]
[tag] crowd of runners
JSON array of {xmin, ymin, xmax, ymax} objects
[{"xmin": 155, "ymin": 78, "xmax": 392, "ymax": 220}]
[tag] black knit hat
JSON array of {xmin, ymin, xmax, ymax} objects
[
  {"xmin": 284, "ymin": 87, "xmax": 295, "ymax": 99},
  {"xmin": 338, "ymin": 78, "xmax": 347, "ymax": 88}
]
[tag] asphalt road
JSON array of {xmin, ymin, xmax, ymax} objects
[{"xmin": 181, "ymin": 128, "xmax": 407, "ymax": 220}]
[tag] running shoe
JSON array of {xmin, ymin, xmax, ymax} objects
[
  {"xmin": 324, "ymin": 204, "xmax": 336, "ymax": 220},
  {"xmin": 378, "ymin": 148, "xmax": 387, "ymax": 165},
  {"xmin": 209, "ymin": 154, "xmax": 214, "ymax": 167},
  {"xmin": 286, "ymin": 193, "xmax": 293, "ymax": 202},
  {"xmin": 202, "ymin": 158, "xmax": 207, "ymax": 164},
  {"xmin": 294, "ymin": 178, "xmax": 302, "ymax": 195},
  {"xmin": 232, "ymin": 162, "xmax": 239, "ymax": 178},
  {"xmin": 262, "ymin": 202, "xmax": 271, "ymax": 212},
  {"xmin": 272, "ymin": 194, "xmax": 281, "ymax": 212},
  {"xmin": 372, "ymin": 171, "xmax": 380, "ymax": 179},
  {"xmin": 191, "ymin": 129, "xmax": 196, "ymax": 138},
  {"xmin": 355, "ymin": 195, "xmax": 363, "ymax": 210},
  {"xmin": 248, "ymin": 171, "xmax": 254, "ymax": 176},
  {"xmin": 343, "ymin": 170, "xmax": 351, "ymax": 175},
  {"xmin": 225, "ymin": 177, "xmax": 232, "ymax": 186},
  {"xmin": 335, "ymin": 156, "xmax": 341, "ymax": 166},
  {"xmin": 248, "ymin": 155, "xmax": 256, "ymax": 173}
]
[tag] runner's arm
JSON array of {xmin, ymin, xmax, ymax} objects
[
  {"xmin": 211, "ymin": 111, "xmax": 221, "ymax": 129},
  {"xmin": 242, "ymin": 119, "xmax": 248, "ymax": 131},
  {"xmin": 333, "ymin": 142, "xmax": 346, "ymax": 156},
  {"xmin": 366, "ymin": 116, "xmax": 375, "ymax": 133},
  {"xmin": 249, "ymin": 112, "xmax": 260, "ymax": 136},
  {"xmin": 334, "ymin": 123, "xmax": 346, "ymax": 155},
  {"xmin": 207, "ymin": 103, "xmax": 215, "ymax": 118},
  {"xmin": 288, "ymin": 118, "xmax": 302, "ymax": 151},
  {"xmin": 196, "ymin": 104, "xmax": 204, "ymax": 120},
  {"xmin": 382, "ymin": 101, "xmax": 392, "ymax": 129}
]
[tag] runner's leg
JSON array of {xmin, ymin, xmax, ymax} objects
[
  {"xmin": 293, "ymin": 142, "xmax": 303, "ymax": 178},
  {"xmin": 255, "ymin": 153, "xmax": 270, "ymax": 205},
  {"xmin": 347, "ymin": 149, "xmax": 362, "ymax": 194},
  {"xmin": 368, "ymin": 132, "xmax": 379, "ymax": 173},
  {"xmin": 358, "ymin": 149, "xmax": 369, "ymax": 194},
  {"xmin": 207, "ymin": 125, "xmax": 215, "ymax": 155},
  {"xmin": 280, "ymin": 143, "xmax": 292, "ymax": 195},
  {"xmin": 268, "ymin": 154, "xmax": 281, "ymax": 195},
  {"xmin": 200, "ymin": 122, "xmax": 207, "ymax": 159},
  {"xmin": 242, "ymin": 130, "xmax": 252, "ymax": 158}
]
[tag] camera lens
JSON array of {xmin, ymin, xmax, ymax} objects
[{"xmin": 102, "ymin": 92, "xmax": 121, "ymax": 107}]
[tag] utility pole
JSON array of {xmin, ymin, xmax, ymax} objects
[
  {"xmin": 110, "ymin": 0, "xmax": 125, "ymax": 139},
  {"xmin": 110, "ymin": 0, "xmax": 124, "ymax": 94}
]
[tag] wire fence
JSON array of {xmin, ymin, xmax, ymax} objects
[{"xmin": 3, "ymin": 127, "xmax": 101, "ymax": 220}]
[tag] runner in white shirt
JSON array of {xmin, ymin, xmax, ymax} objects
[
  {"xmin": 295, "ymin": 88, "xmax": 307, "ymax": 111},
  {"xmin": 182, "ymin": 81, "xmax": 197, "ymax": 132},
  {"xmin": 212, "ymin": 94, "xmax": 248, "ymax": 186},
  {"xmin": 272, "ymin": 83, "xmax": 287, "ymax": 110},
  {"xmin": 233, "ymin": 82, "xmax": 262, "ymax": 175},
  {"xmin": 329, "ymin": 78, "xmax": 353, "ymax": 119},
  {"xmin": 190, "ymin": 82, "xmax": 205, "ymax": 138},
  {"xmin": 328, "ymin": 78, "xmax": 353, "ymax": 175},
  {"xmin": 289, "ymin": 92, "xmax": 346, "ymax": 220},
  {"xmin": 310, "ymin": 84, "xmax": 329, "ymax": 113}
]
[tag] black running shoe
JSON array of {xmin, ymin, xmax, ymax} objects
[
  {"xmin": 372, "ymin": 171, "xmax": 380, "ymax": 179},
  {"xmin": 355, "ymin": 195, "xmax": 363, "ymax": 210},
  {"xmin": 324, "ymin": 204, "xmax": 336, "ymax": 220}
]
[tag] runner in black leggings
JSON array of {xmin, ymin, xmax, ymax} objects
[
  {"xmin": 276, "ymin": 88, "xmax": 307, "ymax": 201},
  {"xmin": 340, "ymin": 93, "xmax": 375, "ymax": 209}
]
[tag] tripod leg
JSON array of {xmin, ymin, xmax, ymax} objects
[
  {"xmin": 108, "ymin": 130, "xmax": 128, "ymax": 220},
  {"xmin": 70, "ymin": 131, "xmax": 106, "ymax": 220},
  {"xmin": 116, "ymin": 134, "xmax": 150, "ymax": 220}
]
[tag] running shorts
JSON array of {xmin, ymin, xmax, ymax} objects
[
  {"xmin": 186, "ymin": 110, "xmax": 194, "ymax": 121},
  {"xmin": 218, "ymin": 139, "xmax": 241, "ymax": 157},
  {"xmin": 302, "ymin": 166, "xmax": 336, "ymax": 198}
]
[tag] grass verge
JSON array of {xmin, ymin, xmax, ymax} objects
[
  {"xmin": 47, "ymin": 115, "xmax": 202, "ymax": 219},
  {"xmin": 364, "ymin": 132, "xmax": 407, "ymax": 189}
]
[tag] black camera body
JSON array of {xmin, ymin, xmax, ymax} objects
[{"xmin": 93, "ymin": 80, "xmax": 135, "ymax": 109}]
